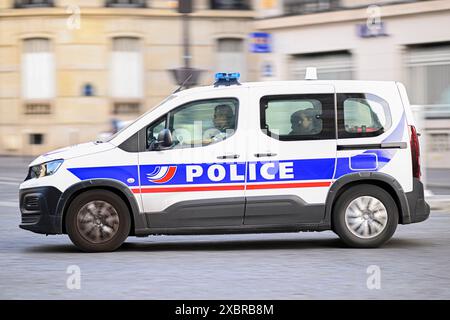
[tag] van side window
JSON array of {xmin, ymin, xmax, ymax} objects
[
  {"xmin": 260, "ymin": 94, "xmax": 335, "ymax": 141},
  {"xmin": 169, "ymin": 98, "xmax": 238, "ymax": 148},
  {"xmin": 337, "ymin": 93, "xmax": 392, "ymax": 138},
  {"xmin": 146, "ymin": 115, "xmax": 167, "ymax": 149},
  {"xmin": 145, "ymin": 98, "xmax": 239, "ymax": 150}
]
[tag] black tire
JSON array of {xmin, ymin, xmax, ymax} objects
[
  {"xmin": 332, "ymin": 184, "xmax": 398, "ymax": 248},
  {"xmin": 65, "ymin": 190, "xmax": 131, "ymax": 252}
]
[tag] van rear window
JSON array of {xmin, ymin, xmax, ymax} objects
[
  {"xmin": 337, "ymin": 93, "xmax": 392, "ymax": 138},
  {"xmin": 260, "ymin": 94, "xmax": 336, "ymax": 141}
]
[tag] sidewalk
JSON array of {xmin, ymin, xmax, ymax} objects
[
  {"xmin": 425, "ymin": 168, "xmax": 450, "ymax": 211},
  {"xmin": 426, "ymin": 194, "xmax": 450, "ymax": 212}
]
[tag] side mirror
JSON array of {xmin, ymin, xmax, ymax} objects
[
  {"xmin": 157, "ymin": 129, "xmax": 173, "ymax": 148},
  {"xmin": 148, "ymin": 129, "xmax": 173, "ymax": 151}
]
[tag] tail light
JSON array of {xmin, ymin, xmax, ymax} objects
[{"xmin": 409, "ymin": 125, "xmax": 421, "ymax": 179}]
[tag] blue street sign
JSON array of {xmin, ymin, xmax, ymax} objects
[
  {"xmin": 356, "ymin": 22, "xmax": 388, "ymax": 38},
  {"xmin": 262, "ymin": 62, "xmax": 274, "ymax": 77},
  {"xmin": 250, "ymin": 32, "xmax": 272, "ymax": 53}
]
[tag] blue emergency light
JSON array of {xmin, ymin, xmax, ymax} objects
[{"xmin": 214, "ymin": 72, "xmax": 241, "ymax": 87}]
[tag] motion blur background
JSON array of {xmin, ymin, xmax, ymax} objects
[{"xmin": 0, "ymin": 0, "xmax": 449, "ymax": 188}]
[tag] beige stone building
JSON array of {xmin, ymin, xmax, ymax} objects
[
  {"xmin": 1, "ymin": 0, "xmax": 450, "ymax": 168},
  {"xmin": 0, "ymin": 0, "xmax": 256, "ymax": 155},
  {"xmin": 253, "ymin": 0, "xmax": 450, "ymax": 168}
]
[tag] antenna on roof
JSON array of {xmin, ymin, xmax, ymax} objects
[
  {"xmin": 173, "ymin": 73, "xmax": 193, "ymax": 93},
  {"xmin": 305, "ymin": 67, "xmax": 318, "ymax": 80}
]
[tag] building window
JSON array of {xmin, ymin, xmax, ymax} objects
[
  {"xmin": 210, "ymin": 0, "xmax": 250, "ymax": 10},
  {"xmin": 284, "ymin": 0, "xmax": 340, "ymax": 15},
  {"xmin": 29, "ymin": 134, "xmax": 44, "ymax": 145},
  {"xmin": 113, "ymin": 102, "xmax": 141, "ymax": 115},
  {"xmin": 106, "ymin": 0, "xmax": 146, "ymax": 7},
  {"xmin": 110, "ymin": 37, "xmax": 143, "ymax": 112},
  {"xmin": 430, "ymin": 133, "xmax": 450, "ymax": 152},
  {"xmin": 22, "ymin": 38, "xmax": 55, "ymax": 103},
  {"xmin": 290, "ymin": 51, "xmax": 353, "ymax": 80},
  {"xmin": 406, "ymin": 43, "xmax": 450, "ymax": 105},
  {"xmin": 14, "ymin": 0, "xmax": 54, "ymax": 8},
  {"xmin": 24, "ymin": 103, "xmax": 51, "ymax": 115},
  {"xmin": 216, "ymin": 38, "xmax": 246, "ymax": 80}
]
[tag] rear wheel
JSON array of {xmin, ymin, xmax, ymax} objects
[
  {"xmin": 332, "ymin": 184, "xmax": 398, "ymax": 248},
  {"xmin": 65, "ymin": 190, "xmax": 131, "ymax": 252}
]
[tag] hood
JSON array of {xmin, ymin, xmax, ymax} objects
[{"xmin": 29, "ymin": 141, "xmax": 116, "ymax": 166}]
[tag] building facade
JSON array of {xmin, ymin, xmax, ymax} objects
[
  {"xmin": 0, "ymin": 0, "xmax": 256, "ymax": 155},
  {"xmin": 253, "ymin": 0, "xmax": 450, "ymax": 168},
  {"xmin": 1, "ymin": 0, "xmax": 450, "ymax": 169}
]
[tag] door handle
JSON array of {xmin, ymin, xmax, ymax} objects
[
  {"xmin": 337, "ymin": 142, "xmax": 407, "ymax": 151},
  {"xmin": 217, "ymin": 154, "xmax": 240, "ymax": 159},
  {"xmin": 254, "ymin": 152, "xmax": 277, "ymax": 158}
]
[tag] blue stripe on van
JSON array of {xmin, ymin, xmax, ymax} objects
[{"xmin": 67, "ymin": 153, "xmax": 393, "ymax": 187}]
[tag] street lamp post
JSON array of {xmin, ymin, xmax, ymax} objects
[
  {"xmin": 169, "ymin": 0, "xmax": 202, "ymax": 89},
  {"xmin": 182, "ymin": 11, "xmax": 190, "ymax": 69}
]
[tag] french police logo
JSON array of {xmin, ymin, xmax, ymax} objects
[{"xmin": 146, "ymin": 165, "xmax": 177, "ymax": 184}]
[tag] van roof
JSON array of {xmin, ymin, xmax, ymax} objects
[{"xmin": 175, "ymin": 80, "xmax": 398, "ymax": 97}]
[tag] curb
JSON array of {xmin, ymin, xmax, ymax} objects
[{"xmin": 426, "ymin": 195, "xmax": 450, "ymax": 212}]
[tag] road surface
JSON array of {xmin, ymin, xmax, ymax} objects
[{"xmin": 1, "ymin": 156, "xmax": 449, "ymax": 299}]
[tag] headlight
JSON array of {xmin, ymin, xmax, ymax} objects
[{"xmin": 26, "ymin": 159, "xmax": 64, "ymax": 180}]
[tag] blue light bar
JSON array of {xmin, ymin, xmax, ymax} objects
[
  {"xmin": 214, "ymin": 72, "xmax": 241, "ymax": 87},
  {"xmin": 215, "ymin": 73, "xmax": 227, "ymax": 80}
]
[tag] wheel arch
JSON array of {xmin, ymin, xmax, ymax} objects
[
  {"xmin": 56, "ymin": 179, "xmax": 146, "ymax": 236},
  {"xmin": 325, "ymin": 172, "xmax": 411, "ymax": 226}
]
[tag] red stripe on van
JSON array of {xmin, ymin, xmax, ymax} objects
[
  {"xmin": 135, "ymin": 184, "xmax": 245, "ymax": 193},
  {"xmin": 132, "ymin": 181, "xmax": 331, "ymax": 193},
  {"xmin": 246, "ymin": 181, "xmax": 331, "ymax": 190}
]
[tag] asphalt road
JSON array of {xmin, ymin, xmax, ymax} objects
[{"xmin": 1, "ymin": 156, "xmax": 450, "ymax": 299}]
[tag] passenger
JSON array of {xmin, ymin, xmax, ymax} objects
[{"xmin": 289, "ymin": 108, "xmax": 320, "ymax": 135}]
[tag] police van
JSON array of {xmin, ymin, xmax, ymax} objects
[{"xmin": 19, "ymin": 72, "xmax": 430, "ymax": 252}]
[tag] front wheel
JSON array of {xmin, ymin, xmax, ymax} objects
[
  {"xmin": 332, "ymin": 184, "xmax": 398, "ymax": 248},
  {"xmin": 65, "ymin": 190, "xmax": 131, "ymax": 252}
]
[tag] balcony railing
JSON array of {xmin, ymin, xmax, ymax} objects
[
  {"xmin": 420, "ymin": 105, "xmax": 450, "ymax": 120},
  {"xmin": 14, "ymin": 0, "xmax": 54, "ymax": 8},
  {"xmin": 283, "ymin": 1, "xmax": 427, "ymax": 16},
  {"xmin": 284, "ymin": 0, "xmax": 340, "ymax": 15},
  {"xmin": 210, "ymin": 0, "xmax": 251, "ymax": 10},
  {"xmin": 105, "ymin": 0, "xmax": 146, "ymax": 8}
]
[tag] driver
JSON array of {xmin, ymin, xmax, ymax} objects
[{"xmin": 203, "ymin": 104, "xmax": 235, "ymax": 144}]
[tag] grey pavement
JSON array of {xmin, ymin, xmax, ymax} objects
[
  {"xmin": 426, "ymin": 168, "xmax": 450, "ymax": 195},
  {"xmin": 1, "ymin": 156, "xmax": 450, "ymax": 299}
]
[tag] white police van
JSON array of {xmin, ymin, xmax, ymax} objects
[{"xmin": 19, "ymin": 72, "xmax": 430, "ymax": 252}]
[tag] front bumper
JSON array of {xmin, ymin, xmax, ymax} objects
[
  {"xmin": 405, "ymin": 178, "xmax": 430, "ymax": 224},
  {"xmin": 19, "ymin": 186, "xmax": 63, "ymax": 234}
]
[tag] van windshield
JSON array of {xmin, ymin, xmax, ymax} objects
[{"xmin": 100, "ymin": 94, "xmax": 177, "ymax": 143}]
